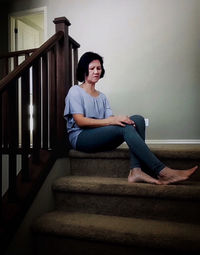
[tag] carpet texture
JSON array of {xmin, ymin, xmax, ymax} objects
[{"xmin": 32, "ymin": 145, "xmax": 200, "ymax": 255}]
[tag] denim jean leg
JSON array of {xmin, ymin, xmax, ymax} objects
[
  {"xmin": 76, "ymin": 125, "xmax": 124, "ymax": 152},
  {"xmin": 129, "ymin": 115, "xmax": 145, "ymax": 169},
  {"xmin": 123, "ymin": 125, "xmax": 165, "ymax": 175},
  {"xmin": 130, "ymin": 152, "xmax": 141, "ymax": 169},
  {"xmin": 129, "ymin": 115, "xmax": 145, "ymax": 140}
]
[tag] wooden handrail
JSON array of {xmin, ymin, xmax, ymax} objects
[
  {"xmin": 0, "ymin": 31, "xmax": 64, "ymax": 94},
  {"xmin": 0, "ymin": 48, "xmax": 37, "ymax": 59},
  {"xmin": 69, "ymin": 36, "xmax": 80, "ymax": 49},
  {"xmin": 0, "ymin": 36, "xmax": 79, "ymax": 60}
]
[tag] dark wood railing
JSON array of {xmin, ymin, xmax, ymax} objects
[
  {"xmin": 0, "ymin": 17, "xmax": 80, "ymax": 251},
  {"xmin": 0, "ymin": 48, "xmax": 37, "ymax": 80}
]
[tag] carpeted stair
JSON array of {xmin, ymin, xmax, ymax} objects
[{"xmin": 32, "ymin": 144, "xmax": 200, "ymax": 255}]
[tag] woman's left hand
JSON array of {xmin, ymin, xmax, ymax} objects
[
  {"xmin": 108, "ymin": 115, "xmax": 136, "ymax": 127},
  {"xmin": 125, "ymin": 116, "xmax": 136, "ymax": 127}
]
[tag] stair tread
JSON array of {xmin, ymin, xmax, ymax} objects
[
  {"xmin": 53, "ymin": 176, "xmax": 200, "ymax": 200},
  {"xmin": 69, "ymin": 144, "xmax": 200, "ymax": 159},
  {"xmin": 32, "ymin": 211, "xmax": 200, "ymax": 251}
]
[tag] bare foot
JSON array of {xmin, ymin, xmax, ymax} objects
[
  {"xmin": 128, "ymin": 168, "xmax": 162, "ymax": 185},
  {"xmin": 158, "ymin": 166, "xmax": 198, "ymax": 185}
]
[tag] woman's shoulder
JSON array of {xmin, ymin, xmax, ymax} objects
[
  {"xmin": 69, "ymin": 84, "xmax": 80, "ymax": 92},
  {"xmin": 98, "ymin": 91, "xmax": 108, "ymax": 100},
  {"xmin": 68, "ymin": 85, "xmax": 81, "ymax": 96}
]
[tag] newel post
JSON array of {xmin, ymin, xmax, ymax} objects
[{"xmin": 53, "ymin": 17, "xmax": 71, "ymax": 154}]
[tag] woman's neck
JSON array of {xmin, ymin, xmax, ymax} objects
[
  {"xmin": 81, "ymin": 81, "xmax": 96, "ymax": 92},
  {"xmin": 81, "ymin": 82, "xmax": 99, "ymax": 97}
]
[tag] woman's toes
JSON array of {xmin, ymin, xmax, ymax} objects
[{"xmin": 158, "ymin": 166, "xmax": 198, "ymax": 184}]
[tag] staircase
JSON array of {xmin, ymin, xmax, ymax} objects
[{"xmin": 32, "ymin": 144, "xmax": 200, "ymax": 255}]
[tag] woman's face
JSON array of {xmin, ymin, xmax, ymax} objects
[{"xmin": 85, "ymin": 59, "xmax": 102, "ymax": 84}]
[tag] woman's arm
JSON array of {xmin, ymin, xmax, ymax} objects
[{"xmin": 73, "ymin": 114, "xmax": 135, "ymax": 128}]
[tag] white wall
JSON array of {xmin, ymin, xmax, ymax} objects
[{"xmin": 8, "ymin": 0, "xmax": 200, "ymax": 141}]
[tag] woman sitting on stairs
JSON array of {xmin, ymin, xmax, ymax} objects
[{"xmin": 64, "ymin": 52, "xmax": 198, "ymax": 185}]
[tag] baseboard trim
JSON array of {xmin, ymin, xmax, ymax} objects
[{"xmin": 145, "ymin": 139, "xmax": 200, "ymax": 144}]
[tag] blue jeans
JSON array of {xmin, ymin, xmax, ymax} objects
[{"xmin": 76, "ymin": 115, "xmax": 165, "ymax": 176}]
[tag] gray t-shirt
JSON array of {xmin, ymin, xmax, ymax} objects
[{"xmin": 64, "ymin": 85, "xmax": 113, "ymax": 149}]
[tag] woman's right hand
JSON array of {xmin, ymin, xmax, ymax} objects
[
  {"xmin": 72, "ymin": 114, "xmax": 136, "ymax": 128},
  {"xmin": 107, "ymin": 115, "xmax": 136, "ymax": 127}
]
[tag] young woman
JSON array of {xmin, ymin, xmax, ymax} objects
[{"xmin": 64, "ymin": 52, "xmax": 198, "ymax": 185}]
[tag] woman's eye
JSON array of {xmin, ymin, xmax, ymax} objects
[{"xmin": 89, "ymin": 66, "xmax": 101, "ymax": 71}]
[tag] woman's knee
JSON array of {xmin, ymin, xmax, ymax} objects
[{"xmin": 130, "ymin": 115, "xmax": 145, "ymax": 126}]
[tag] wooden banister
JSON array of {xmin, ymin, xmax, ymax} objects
[
  {"xmin": 69, "ymin": 36, "xmax": 80, "ymax": 49},
  {"xmin": 0, "ymin": 31, "xmax": 64, "ymax": 93},
  {"xmin": 0, "ymin": 15, "xmax": 80, "ymax": 193},
  {"xmin": 0, "ymin": 48, "xmax": 37, "ymax": 59},
  {"xmin": 0, "ymin": 49, "xmax": 36, "ymax": 80},
  {"xmin": 0, "ymin": 16, "xmax": 80, "ymax": 252}
]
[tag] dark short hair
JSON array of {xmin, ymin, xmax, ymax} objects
[{"xmin": 76, "ymin": 52, "xmax": 105, "ymax": 82}]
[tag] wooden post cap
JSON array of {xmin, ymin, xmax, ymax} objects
[{"xmin": 53, "ymin": 17, "xmax": 71, "ymax": 26}]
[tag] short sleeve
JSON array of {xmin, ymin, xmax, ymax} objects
[
  {"xmin": 64, "ymin": 86, "xmax": 84, "ymax": 119},
  {"xmin": 104, "ymin": 96, "xmax": 113, "ymax": 118}
]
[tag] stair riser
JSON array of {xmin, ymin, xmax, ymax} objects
[
  {"xmin": 33, "ymin": 233, "xmax": 188, "ymax": 255},
  {"xmin": 54, "ymin": 192, "xmax": 200, "ymax": 224},
  {"xmin": 70, "ymin": 158, "xmax": 129, "ymax": 177},
  {"xmin": 70, "ymin": 158, "xmax": 200, "ymax": 180}
]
